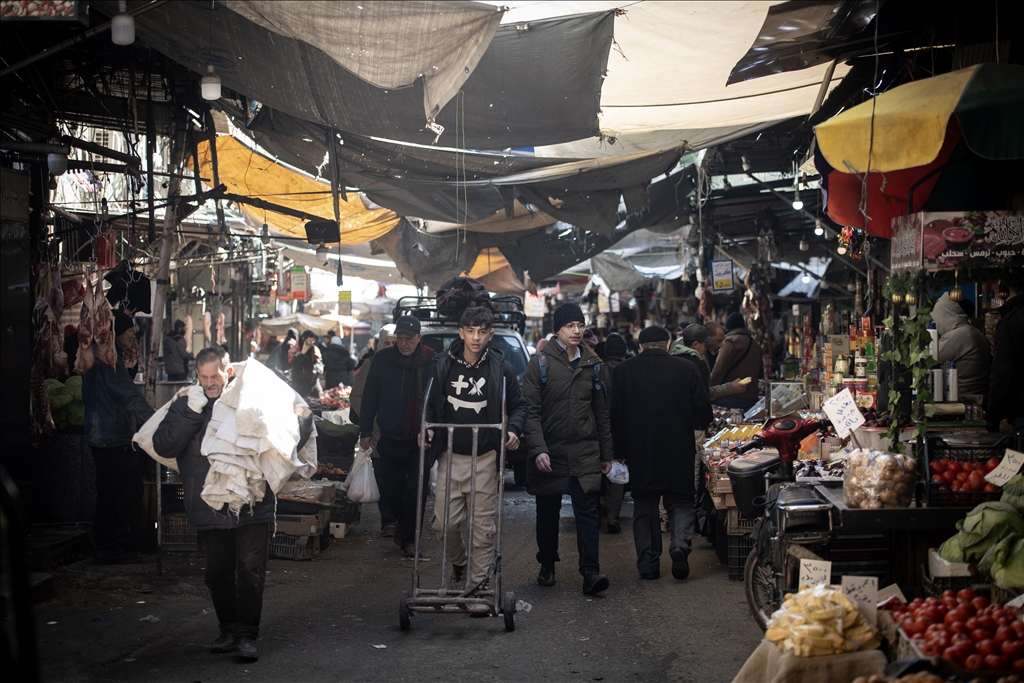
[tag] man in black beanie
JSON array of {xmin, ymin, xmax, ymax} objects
[
  {"xmin": 523, "ymin": 303, "xmax": 613, "ymax": 595},
  {"xmin": 610, "ymin": 325, "xmax": 712, "ymax": 581}
]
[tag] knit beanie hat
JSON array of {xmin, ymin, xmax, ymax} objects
[
  {"xmin": 637, "ymin": 325, "xmax": 670, "ymax": 344},
  {"xmin": 604, "ymin": 333, "xmax": 627, "ymax": 359},
  {"xmin": 725, "ymin": 312, "xmax": 746, "ymax": 331},
  {"xmin": 552, "ymin": 303, "xmax": 585, "ymax": 332}
]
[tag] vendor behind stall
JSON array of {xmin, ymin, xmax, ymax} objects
[
  {"xmin": 933, "ymin": 292, "xmax": 991, "ymax": 398},
  {"xmin": 989, "ymin": 279, "xmax": 1024, "ymax": 434}
]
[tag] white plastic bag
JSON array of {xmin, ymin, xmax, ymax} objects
[
  {"xmin": 347, "ymin": 452, "xmax": 380, "ymax": 503},
  {"xmin": 606, "ymin": 461, "xmax": 629, "ymax": 485}
]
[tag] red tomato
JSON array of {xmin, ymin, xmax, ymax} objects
[
  {"xmin": 948, "ymin": 621, "xmax": 968, "ymax": 636},
  {"xmin": 977, "ymin": 639, "xmax": 997, "ymax": 657},
  {"xmin": 943, "ymin": 646, "xmax": 963, "ymax": 664},
  {"xmin": 945, "ymin": 610, "xmax": 963, "ymax": 627},
  {"xmin": 1003, "ymin": 640, "xmax": 1023, "ymax": 660},
  {"xmin": 979, "ymin": 615, "xmax": 997, "ymax": 632},
  {"xmin": 958, "ymin": 589, "xmax": 977, "ymax": 602},
  {"xmin": 941, "ymin": 590, "xmax": 955, "ymax": 599},
  {"xmin": 985, "ymin": 457, "xmax": 1002, "ymax": 472},
  {"xmin": 1011, "ymin": 620, "xmax": 1024, "ymax": 637},
  {"xmin": 966, "ymin": 617, "xmax": 981, "ymax": 631},
  {"xmin": 930, "ymin": 460, "xmax": 945, "ymax": 475},
  {"xmin": 956, "ymin": 640, "xmax": 976, "ymax": 656},
  {"xmin": 905, "ymin": 618, "xmax": 926, "ymax": 636},
  {"xmin": 947, "ymin": 461, "xmax": 963, "ymax": 474},
  {"xmin": 964, "ymin": 653, "xmax": 983, "ymax": 670},
  {"xmin": 984, "ymin": 483, "xmax": 1001, "ymax": 492},
  {"xmin": 994, "ymin": 625, "xmax": 1013, "ymax": 644},
  {"xmin": 943, "ymin": 470, "xmax": 957, "ymax": 484},
  {"xmin": 931, "ymin": 474, "xmax": 945, "ymax": 483},
  {"xmin": 962, "ymin": 462, "xmax": 975, "ymax": 473},
  {"xmin": 985, "ymin": 654, "xmax": 1008, "ymax": 671},
  {"xmin": 1015, "ymin": 658, "xmax": 1024, "ymax": 672},
  {"xmin": 972, "ymin": 597, "xmax": 990, "ymax": 611},
  {"xmin": 919, "ymin": 641, "xmax": 940, "ymax": 657},
  {"xmin": 957, "ymin": 471, "xmax": 970, "ymax": 484},
  {"xmin": 969, "ymin": 471, "xmax": 986, "ymax": 491}
]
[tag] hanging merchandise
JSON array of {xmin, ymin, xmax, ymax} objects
[
  {"xmin": 104, "ymin": 259, "xmax": 152, "ymax": 314},
  {"xmin": 837, "ymin": 227, "xmax": 870, "ymax": 260}
]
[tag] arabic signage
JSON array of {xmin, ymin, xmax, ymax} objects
[
  {"xmin": 890, "ymin": 211, "xmax": 1024, "ymax": 273},
  {"xmin": 290, "ymin": 267, "xmax": 309, "ymax": 301},
  {"xmin": 337, "ymin": 290, "xmax": 352, "ymax": 316},
  {"xmin": 711, "ymin": 259, "xmax": 735, "ymax": 292}
]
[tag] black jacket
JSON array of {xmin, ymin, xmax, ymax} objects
[
  {"xmin": 610, "ymin": 349, "xmax": 713, "ymax": 498},
  {"xmin": 323, "ymin": 344, "xmax": 356, "ymax": 389},
  {"xmin": 989, "ymin": 294, "xmax": 1024, "ymax": 429},
  {"xmin": 358, "ymin": 345, "xmax": 435, "ymax": 441},
  {"xmin": 425, "ymin": 339, "xmax": 527, "ymax": 456}
]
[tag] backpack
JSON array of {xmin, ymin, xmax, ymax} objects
[
  {"xmin": 537, "ymin": 353, "xmax": 603, "ymax": 391},
  {"xmin": 435, "ymin": 276, "xmax": 493, "ymax": 317}
]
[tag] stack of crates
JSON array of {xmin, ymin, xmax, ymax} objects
[
  {"xmin": 160, "ymin": 513, "xmax": 203, "ymax": 553},
  {"xmin": 271, "ymin": 507, "xmax": 332, "ymax": 560},
  {"xmin": 725, "ymin": 509, "xmax": 756, "ymax": 581}
]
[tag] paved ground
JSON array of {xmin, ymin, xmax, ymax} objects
[{"xmin": 34, "ymin": 476, "xmax": 763, "ymax": 682}]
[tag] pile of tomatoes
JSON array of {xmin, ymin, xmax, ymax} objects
[
  {"xmin": 889, "ymin": 590, "xmax": 1023, "ymax": 671},
  {"xmin": 928, "ymin": 458, "xmax": 1002, "ymax": 493}
]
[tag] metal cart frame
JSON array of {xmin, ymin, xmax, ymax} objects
[{"xmin": 399, "ymin": 377, "xmax": 516, "ymax": 632}]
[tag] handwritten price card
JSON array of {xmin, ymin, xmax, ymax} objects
[
  {"xmin": 842, "ymin": 575, "xmax": 878, "ymax": 626},
  {"xmin": 985, "ymin": 449, "xmax": 1024, "ymax": 488},
  {"xmin": 823, "ymin": 389, "xmax": 865, "ymax": 439},
  {"xmin": 799, "ymin": 559, "xmax": 832, "ymax": 588}
]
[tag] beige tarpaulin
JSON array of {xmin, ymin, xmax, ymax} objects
[
  {"xmin": 224, "ymin": 1, "xmax": 503, "ymax": 125},
  {"xmin": 259, "ymin": 312, "xmax": 344, "ymax": 338},
  {"xmin": 196, "ymin": 137, "xmax": 399, "ymax": 244}
]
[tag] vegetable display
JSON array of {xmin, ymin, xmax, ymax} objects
[
  {"xmin": 765, "ymin": 584, "xmax": 880, "ymax": 656},
  {"xmin": 929, "ymin": 457, "xmax": 1002, "ymax": 493}
]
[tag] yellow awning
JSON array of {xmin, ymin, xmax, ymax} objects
[
  {"xmin": 815, "ymin": 66, "xmax": 978, "ymax": 173},
  {"xmin": 463, "ymin": 248, "xmax": 509, "ymax": 279},
  {"xmin": 196, "ymin": 136, "xmax": 399, "ymax": 244}
]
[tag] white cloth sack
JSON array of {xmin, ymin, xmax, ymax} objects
[
  {"xmin": 133, "ymin": 386, "xmax": 192, "ymax": 472},
  {"xmin": 606, "ymin": 461, "xmax": 629, "ymax": 485},
  {"xmin": 347, "ymin": 456, "xmax": 380, "ymax": 503}
]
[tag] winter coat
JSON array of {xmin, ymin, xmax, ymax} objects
[
  {"xmin": 989, "ymin": 294, "xmax": 1024, "ymax": 429},
  {"xmin": 163, "ymin": 332, "xmax": 192, "ymax": 376},
  {"xmin": 709, "ymin": 327, "xmax": 763, "ymax": 401},
  {"xmin": 358, "ymin": 345, "xmax": 435, "ymax": 441},
  {"xmin": 153, "ymin": 395, "xmax": 276, "ymax": 530},
  {"xmin": 291, "ymin": 346, "xmax": 324, "ymax": 398},
  {"xmin": 83, "ymin": 341, "xmax": 155, "ymax": 448},
  {"xmin": 323, "ymin": 343, "xmax": 356, "ymax": 389},
  {"xmin": 671, "ymin": 343, "xmax": 711, "ymax": 389},
  {"xmin": 933, "ymin": 292, "xmax": 992, "ymax": 397},
  {"xmin": 522, "ymin": 341, "xmax": 613, "ymax": 496},
  {"xmin": 610, "ymin": 349, "xmax": 713, "ymax": 498},
  {"xmin": 426, "ymin": 339, "xmax": 527, "ymax": 456}
]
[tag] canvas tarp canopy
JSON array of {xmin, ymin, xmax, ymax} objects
[{"xmin": 260, "ymin": 312, "xmax": 349, "ymax": 338}]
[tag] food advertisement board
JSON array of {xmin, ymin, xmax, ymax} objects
[{"xmin": 890, "ymin": 211, "xmax": 1024, "ymax": 273}]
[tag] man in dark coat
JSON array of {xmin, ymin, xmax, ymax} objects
[
  {"xmin": 599, "ymin": 333, "xmax": 628, "ymax": 533},
  {"xmin": 323, "ymin": 336, "xmax": 356, "ymax": 388},
  {"xmin": 153, "ymin": 347, "xmax": 313, "ymax": 661},
  {"xmin": 164, "ymin": 319, "xmax": 193, "ymax": 381},
  {"xmin": 989, "ymin": 279, "xmax": 1024, "ymax": 434},
  {"xmin": 425, "ymin": 307, "xmax": 527, "ymax": 590},
  {"xmin": 523, "ymin": 303, "xmax": 613, "ymax": 596},
  {"xmin": 611, "ymin": 326, "xmax": 712, "ymax": 581},
  {"xmin": 359, "ymin": 315, "xmax": 435, "ymax": 557},
  {"xmin": 709, "ymin": 312, "xmax": 763, "ymax": 410}
]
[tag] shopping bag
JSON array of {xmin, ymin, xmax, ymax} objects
[
  {"xmin": 606, "ymin": 460, "xmax": 629, "ymax": 485},
  {"xmin": 342, "ymin": 443, "xmax": 370, "ymax": 492},
  {"xmin": 347, "ymin": 454, "xmax": 380, "ymax": 503}
]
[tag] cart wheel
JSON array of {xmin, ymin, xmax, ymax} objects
[
  {"xmin": 502, "ymin": 591, "xmax": 516, "ymax": 632},
  {"xmin": 744, "ymin": 549, "xmax": 778, "ymax": 632},
  {"xmin": 399, "ymin": 590, "xmax": 411, "ymax": 631}
]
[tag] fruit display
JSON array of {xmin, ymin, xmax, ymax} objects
[
  {"xmin": 315, "ymin": 461, "xmax": 346, "ymax": 480},
  {"xmin": 844, "ymin": 449, "xmax": 916, "ymax": 509},
  {"xmin": 765, "ymin": 584, "xmax": 880, "ymax": 656},
  {"xmin": 308, "ymin": 385, "xmax": 352, "ymax": 411},
  {"xmin": 887, "ymin": 590, "xmax": 1023, "ymax": 671},
  {"xmin": 858, "ymin": 407, "xmax": 912, "ymax": 429},
  {"xmin": 929, "ymin": 457, "xmax": 1003, "ymax": 493}
]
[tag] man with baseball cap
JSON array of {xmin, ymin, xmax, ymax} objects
[
  {"xmin": 610, "ymin": 325, "xmax": 712, "ymax": 581},
  {"xmin": 359, "ymin": 315, "xmax": 434, "ymax": 556},
  {"xmin": 523, "ymin": 303, "xmax": 614, "ymax": 595}
]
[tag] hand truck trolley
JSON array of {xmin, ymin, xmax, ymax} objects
[{"xmin": 399, "ymin": 377, "xmax": 517, "ymax": 631}]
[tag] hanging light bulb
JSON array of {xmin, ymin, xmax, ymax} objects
[
  {"xmin": 837, "ymin": 245, "xmax": 848, "ymax": 255},
  {"xmin": 799, "ymin": 237, "xmax": 809, "ymax": 252},
  {"xmin": 801, "ymin": 270, "xmax": 811, "ymax": 284},
  {"xmin": 792, "ymin": 184, "xmax": 803, "ymax": 211},
  {"xmin": 101, "ymin": 198, "xmax": 109, "ymax": 221},
  {"xmin": 741, "ymin": 155, "xmax": 751, "ymax": 172},
  {"xmin": 316, "ymin": 242, "xmax": 328, "ymax": 264},
  {"xmin": 814, "ymin": 218, "xmax": 824, "ymax": 236},
  {"xmin": 260, "ymin": 222, "xmax": 270, "ymax": 246},
  {"xmin": 201, "ymin": 64, "xmax": 221, "ymax": 101},
  {"xmin": 111, "ymin": 1, "xmax": 135, "ymax": 45}
]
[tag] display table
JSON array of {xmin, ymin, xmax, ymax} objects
[
  {"xmin": 731, "ymin": 640, "xmax": 886, "ymax": 683},
  {"xmin": 812, "ymin": 484, "xmax": 971, "ymax": 532}
]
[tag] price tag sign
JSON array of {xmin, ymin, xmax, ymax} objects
[
  {"xmin": 842, "ymin": 575, "xmax": 878, "ymax": 627},
  {"xmin": 799, "ymin": 559, "xmax": 832, "ymax": 588},
  {"xmin": 711, "ymin": 259, "xmax": 735, "ymax": 292},
  {"xmin": 985, "ymin": 449, "xmax": 1024, "ymax": 487},
  {"xmin": 823, "ymin": 389, "xmax": 865, "ymax": 438},
  {"xmin": 876, "ymin": 583, "xmax": 907, "ymax": 607}
]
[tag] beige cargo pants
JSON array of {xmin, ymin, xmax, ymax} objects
[{"xmin": 432, "ymin": 450, "xmax": 498, "ymax": 585}]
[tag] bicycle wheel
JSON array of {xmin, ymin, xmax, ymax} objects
[{"xmin": 744, "ymin": 548, "xmax": 778, "ymax": 631}]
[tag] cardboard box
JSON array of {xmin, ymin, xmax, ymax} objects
[
  {"xmin": 928, "ymin": 547, "xmax": 973, "ymax": 578},
  {"xmin": 330, "ymin": 522, "xmax": 347, "ymax": 539},
  {"xmin": 275, "ymin": 514, "xmax": 322, "ymax": 537}
]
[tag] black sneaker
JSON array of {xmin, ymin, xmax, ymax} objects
[
  {"xmin": 606, "ymin": 522, "xmax": 621, "ymax": 534},
  {"xmin": 670, "ymin": 548, "xmax": 690, "ymax": 580},
  {"xmin": 401, "ymin": 542, "xmax": 417, "ymax": 558},
  {"xmin": 210, "ymin": 632, "xmax": 236, "ymax": 654},
  {"xmin": 582, "ymin": 573, "xmax": 609, "ymax": 595},
  {"xmin": 640, "ymin": 570, "xmax": 660, "ymax": 580},
  {"xmin": 451, "ymin": 564, "xmax": 465, "ymax": 587},
  {"xmin": 537, "ymin": 564, "xmax": 555, "ymax": 586},
  {"xmin": 235, "ymin": 636, "xmax": 259, "ymax": 661},
  {"xmin": 381, "ymin": 523, "xmax": 396, "ymax": 537}
]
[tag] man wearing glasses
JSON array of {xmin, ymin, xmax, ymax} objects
[{"xmin": 522, "ymin": 303, "xmax": 613, "ymax": 596}]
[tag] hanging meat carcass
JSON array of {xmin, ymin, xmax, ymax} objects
[
  {"xmin": 93, "ymin": 274, "xmax": 117, "ymax": 369},
  {"xmin": 117, "ymin": 314, "xmax": 140, "ymax": 371},
  {"xmin": 74, "ymin": 272, "xmax": 96, "ymax": 374},
  {"xmin": 184, "ymin": 315, "xmax": 194, "ymax": 354},
  {"xmin": 216, "ymin": 312, "xmax": 226, "ymax": 346},
  {"xmin": 32, "ymin": 265, "xmax": 67, "ymax": 377},
  {"xmin": 203, "ymin": 310, "xmax": 212, "ymax": 345}
]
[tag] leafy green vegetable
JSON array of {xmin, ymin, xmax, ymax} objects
[
  {"xmin": 65, "ymin": 374, "xmax": 83, "ymax": 402},
  {"xmin": 938, "ymin": 534, "xmax": 965, "ymax": 563},
  {"xmin": 955, "ymin": 501, "xmax": 1024, "ymax": 562},
  {"xmin": 1003, "ymin": 474, "xmax": 1024, "ymax": 514},
  {"xmin": 978, "ymin": 533, "xmax": 1024, "ymax": 589},
  {"xmin": 66, "ymin": 401, "xmax": 85, "ymax": 427}
]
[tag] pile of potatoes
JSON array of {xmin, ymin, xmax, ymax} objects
[{"xmin": 843, "ymin": 449, "xmax": 916, "ymax": 509}]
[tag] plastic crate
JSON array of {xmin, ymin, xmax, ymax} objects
[
  {"xmin": 160, "ymin": 514, "xmax": 202, "ymax": 553},
  {"xmin": 925, "ymin": 435, "xmax": 1014, "ymax": 507},
  {"xmin": 330, "ymin": 490, "xmax": 362, "ymax": 523},
  {"xmin": 161, "ymin": 483, "xmax": 186, "ymax": 513},
  {"xmin": 726, "ymin": 509, "xmax": 756, "ymax": 536},
  {"xmin": 727, "ymin": 533, "xmax": 755, "ymax": 581},
  {"xmin": 922, "ymin": 570, "xmax": 991, "ymax": 599},
  {"xmin": 269, "ymin": 533, "xmax": 318, "ymax": 560},
  {"xmin": 316, "ymin": 433, "xmax": 355, "ymax": 471}
]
